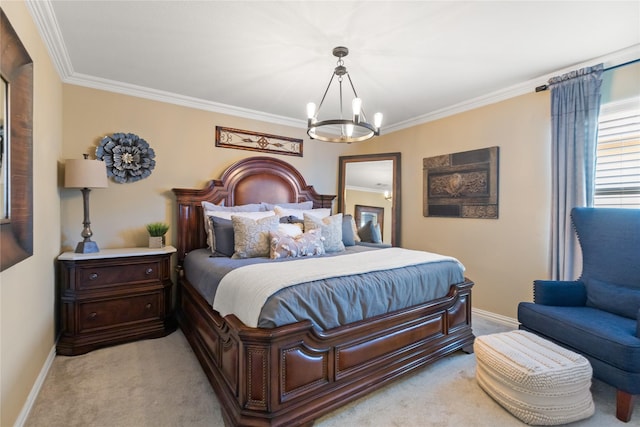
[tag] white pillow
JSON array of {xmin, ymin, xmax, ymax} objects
[
  {"xmin": 274, "ymin": 206, "xmax": 331, "ymax": 220},
  {"xmin": 277, "ymin": 222, "xmax": 303, "ymax": 237}
]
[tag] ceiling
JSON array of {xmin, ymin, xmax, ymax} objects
[{"xmin": 28, "ymin": 1, "xmax": 640, "ymax": 136}]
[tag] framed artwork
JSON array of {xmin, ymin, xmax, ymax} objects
[
  {"xmin": 215, "ymin": 126, "xmax": 303, "ymax": 157},
  {"xmin": 423, "ymin": 146, "xmax": 499, "ymax": 219},
  {"xmin": 354, "ymin": 204, "xmax": 384, "ymax": 237}
]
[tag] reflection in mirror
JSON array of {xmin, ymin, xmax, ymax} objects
[
  {"xmin": 338, "ymin": 153, "xmax": 401, "ymax": 247},
  {"xmin": 1, "ymin": 77, "xmax": 7, "ymax": 220}
]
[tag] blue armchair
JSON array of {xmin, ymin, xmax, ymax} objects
[{"xmin": 518, "ymin": 207, "xmax": 640, "ymax": 422}]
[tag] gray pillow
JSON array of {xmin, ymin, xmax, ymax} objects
[
  {"xmin": 210, "ymin": 217, "xmax": 234, "ymax": 257},
  {"xmin": 357, "ymin": 220, "xmax": 375, "ymax": 243},
  {"xmin": 341, "ymin": 214, "xmax": 356, "ymax": 246}
]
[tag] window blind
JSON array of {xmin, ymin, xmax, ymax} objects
[{"xmin": 594, "ymin": 98, "xmax": 640, "ymax": 208}]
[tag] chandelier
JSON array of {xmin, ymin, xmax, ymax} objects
[{"xmin": 307, "ymin": 46, "xmax": 383, "ymax": 143}]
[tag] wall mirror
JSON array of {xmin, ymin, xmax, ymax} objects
[
  {"xmin": 1, "ymin": 9, "xmax": 34, "ymax": 271},
  {"xmin": 338, "ymin": 152, "xmax": 401, "ymax": 246}
]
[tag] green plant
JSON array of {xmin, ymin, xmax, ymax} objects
[{"xmin": 146, "ymin": 222, "xmax": 169, "ymax": 237}]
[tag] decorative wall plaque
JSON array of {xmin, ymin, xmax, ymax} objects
[
  {"xmin": 423, "ymin": 146, "xmax": 499, "ymax": 218},
  {"xmin": 215, "ymin": 126, "xmax": 303, "ymax": 157}
]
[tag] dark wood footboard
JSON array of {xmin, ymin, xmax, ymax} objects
[{"xmin": 177, "ymin": 273, "xmax": 474, "ymax": 426}]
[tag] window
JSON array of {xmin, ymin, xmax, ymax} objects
[{"xmin": 594, "ymin": 97, "xmax": 640, "ymax": 208}]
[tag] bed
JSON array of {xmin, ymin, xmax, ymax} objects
[{"xmin": 172, "ymin": 156, "xmax": 475, "ymax": 426}]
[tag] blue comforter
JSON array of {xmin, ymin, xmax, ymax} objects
[{"xmin": 184, "ymin": 246, "xmax": 465, "ymax": 330}]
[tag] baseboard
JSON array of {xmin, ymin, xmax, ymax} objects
[
  {"xmin": 13, "ymin": 344, "xmax": 57, "ymax": 427},
  {"xmin": 472, "ymin": 307, "xmax": 519, "ymax": 329}
]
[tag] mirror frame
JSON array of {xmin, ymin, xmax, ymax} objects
[
  {"xmin": 338, "ymin": 152, "xmax": 401, "ymax": 247},
  {"xmin": 1, "ymin": 9, "xmax": 34, "ymax": 271}
]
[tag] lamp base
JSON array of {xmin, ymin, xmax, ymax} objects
[{"xmin": 75, "ymin": 240, "xmax": 99, "ymax": 254}]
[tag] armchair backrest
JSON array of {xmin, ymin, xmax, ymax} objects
[{"xmin": 571, "ymin": 207, "xmax": 640, "ymax": 287}]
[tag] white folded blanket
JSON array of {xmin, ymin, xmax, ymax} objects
[{"xmin": 213, "ymin": 247, "xmax": 464, "ymax": 328}]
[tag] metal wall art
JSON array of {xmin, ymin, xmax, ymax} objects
[
  {"xmin": 423, "ymin": 146, "xmax": 499, "ymax": 219},
  {"xmin": 96, "ymin": 132, "xmax": 156, "ymax": 183},
  {"xmin": 215, "ymin": 126, "xmax": 303, "ymax": 157}
]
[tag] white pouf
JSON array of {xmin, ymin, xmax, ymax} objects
[{"xmin": 474, "ymin": 330, "xmax": 594, "ymax": 425}]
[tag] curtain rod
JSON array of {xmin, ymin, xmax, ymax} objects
[{"xmin": 534, "ymin": 58, "xmax": 640, "ymax": 92}]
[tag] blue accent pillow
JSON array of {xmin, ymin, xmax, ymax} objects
[
  {"xmin": 585, "ymin": 278, "xmax": 640, "ymax": 319},
  {"xmin": 372, "ymin": 223, "xmax": 382, "ymax": 243},
  {"xmin": 341, "ymin": 214, "xmax": 356, "ymax": 246}
]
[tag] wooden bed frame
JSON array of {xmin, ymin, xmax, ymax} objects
[{"xmin": 172, "ymin": 156, "xmax": 475, "ymax": 426}]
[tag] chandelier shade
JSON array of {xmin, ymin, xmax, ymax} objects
[{"xmin": 307, "ymin": 47, "xmax": 382, "ymax": 143}]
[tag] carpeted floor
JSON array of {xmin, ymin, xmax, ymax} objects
[{"xmin": 24, "ymin": 315, "xmax": 638, "ymax": 426}]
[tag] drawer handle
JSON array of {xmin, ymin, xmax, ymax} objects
[
  {"xmin": 89, "ymin": 273, "xmax": 99, "ymax": 280},
  {"xmin": 145, "ymin": 268, "xmax": 153, "ymax": 275},
  {"xmin": 145, "ymin": 303, "xmax": 152, "ymax": 310},
  {"xmin": 89, "ymin": 312, "xmax": 97, "ymax": 319}
]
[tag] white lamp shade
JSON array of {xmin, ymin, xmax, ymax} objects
[{"xmin": 64, "ymin": 159, "xmax": 108, "ymax": 188}]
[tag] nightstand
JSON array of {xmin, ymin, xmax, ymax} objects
[{"xmin": 57, "ymin": 246, "xmax": 177, "ymax": 356}]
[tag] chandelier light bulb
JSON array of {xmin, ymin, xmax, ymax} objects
[
  {"xmin": 352, "ymin": 97, "xmax": 362, "ymax": 119},
  {"xmin": 374, "ymin": 112, "xmax": 383, "ymax": 129},
  {"xmin": 345, "ymin": 123, "xmax": 354, "ymax": 137},
  {"xmin": 306, "ymin": 102, "xmax": 316, "ymax": 120}
]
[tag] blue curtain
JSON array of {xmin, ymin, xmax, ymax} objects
[{"xmin": 550, "ymin": 64, "xmax": 603, "ymax": 280}]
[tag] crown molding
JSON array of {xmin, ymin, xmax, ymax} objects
[
  {"xmin": 27, "ymin": 0, "xmax": 639, "ymax": 133},
  {"xmin": 384, "ymin": 44, "xmax": 640, "ymax": 135}
]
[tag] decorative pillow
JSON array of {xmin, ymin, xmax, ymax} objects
[
  {"xmin": 585, "ymin": 278, "xmax": 640, "ymax": 319},
  {"xmin": 201, "ymin": 201, "xmax": 265, "ymax": 250},
  {"xmin": 207, "ymin": 211, "xmax": 275, "ymax": 255},
  {"xmin": 341, "ymin": 214, "xmax": 356, "ymax": 246},
  {"xmin": 261, "ymin": 201, "xmax": 313, "ymax": 211},
  {"xmin": 231, "ymin": 214, "xmax": 280, "ymax": 259},
  {"xmin": 274, "ymin": 206, "xmax": 331, "ymax": 220},
  {"xmin": 357, "ymin": 220, "xmax": 375, "ymax": 243},
  {"xmin": 210, "ymin": 217, "xmax": 234, "ymax": 257},
  {"xmin": 350, "ymin": 215, "xmax": 361, "ymax": 242},
  {"xmin": 372, "ymin": 222, "xmax": 382, "ymax": 244},
  {"xmin": 269, "ymin": 229, "xmax": 325, "ymax": 259},
  {"xmin": 304, "ymin": 213, "xmax": 345, "ymax": 253}
]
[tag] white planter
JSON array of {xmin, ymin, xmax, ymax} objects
[{"xmin": 148, "ymin": 236, "xmax": 165, "ymax": 248}]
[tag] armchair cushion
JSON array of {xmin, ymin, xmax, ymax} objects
[
  {"xmin": 533, "ymin": 280, "xmax": 587, "ymax": 306},
  {"xmin": 518, "ymin": 304, "xmax": 640, "ymax": 376},
  {"xmin": 585, "ymin": 278, "xmax": 640, "ymax": 320}
]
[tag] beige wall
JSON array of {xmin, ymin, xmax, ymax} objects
[
  {"xmin": 0, "ymin": 2, "xmax": 63, "ymax": 426},
  {"xmin": 351, "ymin": 93, "xmax": 553, "ymax": 318},
  {"xmin": 61, "ymin": 85, "xmax": 350, "ymax": 252}
]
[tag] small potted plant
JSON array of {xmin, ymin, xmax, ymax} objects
[{"xmin": 146, "ymin": 222, "xmax": 169, "ymax": 248}]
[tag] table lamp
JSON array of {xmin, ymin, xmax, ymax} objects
[{"xmin": 64, "ymin": 154, "xmax": 108, "ymax": 253}]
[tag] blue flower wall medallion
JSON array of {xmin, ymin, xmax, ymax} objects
[{"xmin": 96, "ymin": 133, "xmax": 156, "ymax": 183}]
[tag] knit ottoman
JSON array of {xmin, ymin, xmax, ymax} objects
[{"xmin": 474, "ymin": 330, "xmax": 594, "ymax": 425}]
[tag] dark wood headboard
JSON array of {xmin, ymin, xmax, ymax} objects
[{"xmin": 171, "ymin": 156, "xmax": 335, "ymax": 264}]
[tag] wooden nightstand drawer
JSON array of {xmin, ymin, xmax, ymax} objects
[
  {"xmin": 57, "ymin": 247, "xmax": 176, "ymax": 356},
  {"xmin": 78, "ymin": 292, "xmax": 162, "ymax": 332},
  {"xmin": 77, "ymin": 260, "xmax": 161, "ymax": 290}
]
